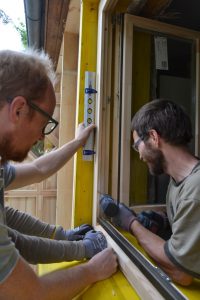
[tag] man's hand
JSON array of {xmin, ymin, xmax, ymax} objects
[
  {"xmin": 99, "ymin": 194, "xmax": 138, "ymax": 232},
  {"xmin": 75, "ymin": 123, "xmax": 96, "ymax": 146},
  {"xmin": 87, "ymin": 248, "xmax": 118, "ymax": 282},
  {"xmin": 83, "ymin": 230, "xmax": 107, "ymax": 258},
  {"xmin": 137, "ymin": 210, "xmax": 170, "ymax": 234},
  {"xmin": 111, "ymin": 204, "xmax": 138, "ymax": 232}
]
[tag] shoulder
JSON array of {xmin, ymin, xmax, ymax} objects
[{"xmin": 3, "ymin": 163, "xmax": 16, "ymax": 187}]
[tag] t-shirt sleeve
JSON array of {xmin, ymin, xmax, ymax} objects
[
  {"xmin": 3, "ymin": 163, "xmax": 16, "ymax": 188},
  {"xmin": 164, "ymin": 197, "xmax": 200, "ymax": 277},
  {"xmin": 0, "ymin": 205, "xmax": 19, "ymax": 283}
]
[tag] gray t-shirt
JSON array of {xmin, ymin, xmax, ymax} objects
[
  {"xmin": 2, "ymin": 164, "xmax": 86, "ymax": 264},
  {"xmin": 164, "ymin": 162, "xmax": 200, "ymax": 278},
  {"xmin": 0, "ymin": 163, "xmax": 19, "ymax": 283}
]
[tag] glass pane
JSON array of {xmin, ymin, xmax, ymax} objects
[{"xmin": 129, "ymin": 28, "xmax": 195, "ymax": 206}]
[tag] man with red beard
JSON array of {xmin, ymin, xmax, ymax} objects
[
  {"xmin": 0, "ymin": 49, "xmax": 117, "ymax": 299},
  {"xmin": 101, "ymin": 99, "xmax": 200, "ymax": 286}
]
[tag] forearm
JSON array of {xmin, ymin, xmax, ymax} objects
[
  {"xmin": 8, "ymin": 228, "xmax": 85, "ymax": 264},
  {"xmin": 0, "ymin": 256, "xmax": 95, "ymax": 300},
  {"xmin": 33, "ymin": 138, "xmax": 81, "ymax": 180},
  {"xmin": 7, "ymin": 139, "xmax": 82, "ymax": 190},
  {"xmin": 1, "ymin": 248, "xmax": 117, "ymax": 300},
  {"xmin": 131, "ymin": 220, "xmax": 192, "ymax": 285},
  {"xmin": 6, "ymin": 206, "xmax": 56, "ymax": 238},
  {"xmin": 40, "ymin": 262, "xmax": 94, "ymax": 300},
  {"xmin": 131, "ymin": 220, "xmax": 166, "ymax": 264},
  {"xmin": 40, "ymin": 247, "xmax": 117, "ymax": 300}
]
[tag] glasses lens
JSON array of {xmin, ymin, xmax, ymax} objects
[
  {"xmin": 132, "ymin": 138, "xmax": 142, "ymax": 152},
  {"xmin": 43, "ymin": 121, "xmax": 57, "ymax": 135}
]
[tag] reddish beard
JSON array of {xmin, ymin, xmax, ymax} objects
[{"xmin": 0, "ymin": 134, "xmax": 29, "ymax": 164}]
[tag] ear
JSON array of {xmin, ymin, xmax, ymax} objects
[
  {"xmin": 148, "ymin": 129, "xmax": 160, "ymax": 147},
  {"xmin": 8, "ymin": 96, "xmax": 28, "ymax": 122}
]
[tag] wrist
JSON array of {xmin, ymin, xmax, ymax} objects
[
  {"xmin": 129, "ymin": 218, "xmax": 140, "ymax": 234},
  {"xmin": 54, "ymin": 226, "xmax": 66, "ymax": 240},
  {"xmin": 73, "ymin": 137, "xmax": 83, "ymax": 149},
  {"xmin": 82, "ymin": 261, "xmax": 97, "ymax": 284}
]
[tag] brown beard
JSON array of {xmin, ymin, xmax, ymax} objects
[
  {"xmin": 143, "ymin": 142, "xmax": 166, "ymax": 175},
  {"xmin": 0, "ymin": 134, "xmax": 29, "ymax": 164}
]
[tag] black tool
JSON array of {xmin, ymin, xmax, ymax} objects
[{"xmin": 99, "ymin": 194, "xmax": 119, "ymax": 217}]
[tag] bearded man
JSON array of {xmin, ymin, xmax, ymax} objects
[{"xmin": 101, "ymin": 99, "xmax": 200, "ymax": 286}]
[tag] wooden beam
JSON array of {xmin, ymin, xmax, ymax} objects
[
  {"xmin": 72, "ymin": 0, "xmax": 99, "ymax": 227},
  {"xmin": 142, "ymin": 0, "xmax": 173, "ymax": 18},
  {"xmin": 127, "ymin": 0, "xmax": 147, "ymax": 14},
  {"xmin": 44, "ymin": 0, "xmax": 70, "ymax": 68},
  {"xmin": 127, "ymin": 0, "xmax": 173, "ymax": 18},
  {"xmin": 56, "ymin": 31, "xmax": 79, "ymax": 229}
]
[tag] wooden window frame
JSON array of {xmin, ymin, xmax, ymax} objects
[
  {"xmin": 93, "ymin": 2, "xmax": 200, "ymax": 299},
  {"xmin": 120, "ymin": 14, "xmax": 200, "ymax": 204}
]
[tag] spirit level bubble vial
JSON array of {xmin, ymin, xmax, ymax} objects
[{"xmin": 83, "ymin": 71, "xmax": 97, "ymax": 161}]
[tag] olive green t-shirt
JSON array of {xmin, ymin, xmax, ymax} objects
[{"xmin": 164, "ymin": 162, "xmax": 200, "ymax": 278}]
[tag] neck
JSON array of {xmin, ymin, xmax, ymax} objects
[{"xmin": 162, "ymin": 144, "xmax": 199, "ymax": 182}]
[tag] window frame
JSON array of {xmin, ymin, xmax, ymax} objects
[{"xmin": 93, "ymin": 2, "xmax": 200, "ymax": 298}]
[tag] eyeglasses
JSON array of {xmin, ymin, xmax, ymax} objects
[
  {"xmin": 7, "ymin": 97, "xmax": 59, "ymax": 135},
  {"xmin": 28, "ymin": 101, "xmax": 58, "ymax": 135},
  {"xmin": 132, "ymin": 137, "xmax": 143, "ymax": 152}
]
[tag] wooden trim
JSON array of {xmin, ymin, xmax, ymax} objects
[
  {"xmin": 130, "ymin": 204, "xmax": 166, "ymax": 213},
  {"xmin": 95, "ymin": 225, "xmax": 165, "ymax": 300},
  {"xmin": 120, "ymin": 14, "xmax": 133, "ymax": 205},
  {"xmin": 111, "ymin": 18, "xmax": 121, "ymax": 199},
  {"xmin": 93, "ymin": 2, "xmax": 114, "ymax": 225},
  {"xmin": 5, "ymin": 190, "xmax": 56, "ymax": 198},
  {"xmin": 125, "ymin": 14, "xmax": 200, "ymax": 40}
]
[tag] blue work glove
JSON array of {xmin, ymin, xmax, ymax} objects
[
  {"xmin": 137, "ymin": 210, "xmax": 170, "ymax": 234},
  {"xmin": 83, "ymin": 230, "xmax": 107, "ymax": 258},
  {"xmin": 54, "ymin": 224, "xmax": 94, "ymax": 241}
]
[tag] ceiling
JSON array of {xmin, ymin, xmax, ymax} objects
[
  {"xmin": 128, "ymin": 0, "xmax": 200, "ymax": 32},
  {"xmin": 25, "ymin": 0, "xmax": 200, "ymax": 69},
  {"xmin": 159, "ymin": 0, "xmax": 200, "ymax": 31}
]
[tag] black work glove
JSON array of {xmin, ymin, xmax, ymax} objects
[
  {"xmin": 100, "ymin": 194, "xmax": 137, "ymax": 232},
  {"xmin": 137, "ymin": 210, "xmax": 171, "ymax": 237}
]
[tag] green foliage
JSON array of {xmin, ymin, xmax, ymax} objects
[
  {"xmin": 31, "ymin": 141, "xmax": 45, "ymax": 157},
  {"xmin": 0, "ymin": 9, "xmax": 27, "ymax": 48},
  {"xmin": 14, "ymin": 20, "xmax": 27, "ymax": 48}
]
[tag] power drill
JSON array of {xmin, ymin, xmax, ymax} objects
[{"xmin": 99, "ymin": 194, "xmax": 119, "ymax": 217}]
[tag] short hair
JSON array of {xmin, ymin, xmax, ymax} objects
[
  {"xmin": 0, "ymin": 49, "xmax": 56, "ymax": 106},
  {"xmin": 131, "ymin": 99, "xmax": 193, "ymax": 146}
]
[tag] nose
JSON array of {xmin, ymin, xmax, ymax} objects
[{"xmin": 139, "ymin": 152, "xmax": 142, "ymax": 160}]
